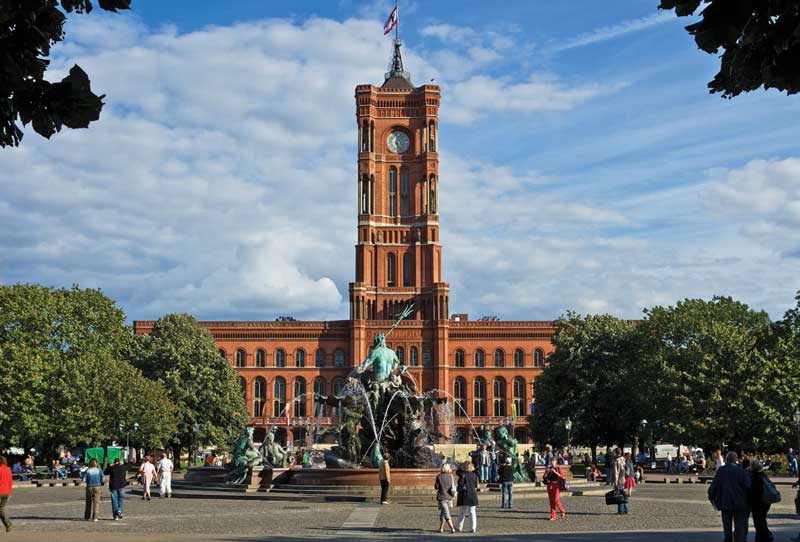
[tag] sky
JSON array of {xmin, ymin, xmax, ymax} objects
[{"xmin": 1, "ymin": 0, "xmax": 799, "ymax": 323}]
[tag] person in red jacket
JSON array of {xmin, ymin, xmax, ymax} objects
[{"xmin": 0, "ymin": 456, "xmax": 12, "ymax": 532}]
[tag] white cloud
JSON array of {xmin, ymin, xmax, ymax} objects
[{"xmin": 549, "ymin": 11, "xmax": 676, "ymax": 53}]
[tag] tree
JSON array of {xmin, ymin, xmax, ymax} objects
[
  {"xmin": 660, "ymin": 1, "xmax": 800, "ymax": 97},
  {"xmin": 530, "ymin": 313, "xmax": 662, "ymax": 460},
  {"xmin": 645, "ymin": 296, "xmax": 779, "ymax": 450},
  {"xmin": 130, "ymin": 313, "xmax": 248, "ymax": 467},
  {"xmin": 0, "ymin": 0, "xmax": 132, "ymax": 148},
  {"xmin": 0, "ymin": 283, "xmax": 176, "ymax": 459}
]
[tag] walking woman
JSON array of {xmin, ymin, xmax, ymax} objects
[
  {"xmin": 545, "ymin": 456, "xmax": 566, "ymax": 520},
  {"xmin": 749, "ymin": 460, "xmax": 774, "ymax": 542},
  {"xmin": 623, "ymin": 451, "xmax": 637, "ymax": 500},
  {"xmin": 434, "ymin": 463, "xmax": 456, "ymax": 533},
  {"xmin": 456, "ymin": 461, "xmax": 479, "ymax": 533},
  {"xmin": 138, "ymin": 455, "xmax": 156, "ymax": 501},
  {"xmin": 82, "ymin": 459, "xmax": 104, "ymax": 521}
]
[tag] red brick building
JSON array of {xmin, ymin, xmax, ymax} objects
[{"xmin": 134, "ymin": 40, "xmax": 555, "ymax": 446}]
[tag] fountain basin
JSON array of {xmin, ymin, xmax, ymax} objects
[{"xmin": 287, "ymin": 467, "xmax": 439, "ymax": 488}]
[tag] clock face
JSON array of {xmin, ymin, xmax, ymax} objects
[{"xmin": 387, "ymin": 130, "xmax": 410, "ymax": 154}]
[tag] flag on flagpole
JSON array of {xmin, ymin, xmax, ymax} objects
[
  {"xmin": 383, "ymin": 4, "xmax": 398, "ymax": 35},
  {"xmin": 511, "ymin": 403, "xmax": 518, "ymax": 424}
]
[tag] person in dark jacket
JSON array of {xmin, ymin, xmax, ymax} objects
[
  {"xmin": 499, "ymin": 457, "xmax": 514, "ymax": 509},
  {"xmin": 708, "ymin": 451, "xmax": 751, "ymax": 542},
  {"xmin": 434, "ymin": 463, "xmax": 456, "ymax": 533},
  {"xmin": 104, "ymin": 458, "xmax": 129, "ymax": 520},
  {"xmin": 748, "ymin": 460, "xmax": 773, "ymax": 542},
  {"xmin": 456, "ymin": 462, "xmax": 479, "ymax": 533}
]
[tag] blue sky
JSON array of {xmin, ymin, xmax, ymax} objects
[{"xmin": 1, "ymin": 0, "xmax": 799, "ymax": 322}]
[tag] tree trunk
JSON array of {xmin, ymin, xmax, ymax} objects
[{"xmin": 172, "ymin": 442, "xmax": 182, "ymax": 470}]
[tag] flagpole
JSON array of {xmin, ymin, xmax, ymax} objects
[{"xmin": 395, "ymin": 1, "xmax": 399, "ymax": 40}]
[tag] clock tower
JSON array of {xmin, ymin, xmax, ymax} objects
[{"xmin": 348, "ymin": 39, "xmax": 449, "ymax": 325}]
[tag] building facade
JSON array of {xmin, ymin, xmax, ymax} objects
[{"xmin": 133, "ymin": 40, "xmax": 555, "ymax": 446}]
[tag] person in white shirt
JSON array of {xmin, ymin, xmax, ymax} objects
[{"xmin": 156, "ymin": 453, "xmax": 174, "ymax": 498}]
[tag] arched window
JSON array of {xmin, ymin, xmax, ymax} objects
[
  {"xmin": 387, "ymin": 253, "xmax": 396, "ymax": 287},
  {"xmin": 361, "ymin": 120, "xmax": 368, "ymax": 152},
  {"xmin": 400, "ymin": 166, "xmax": 409, "ymax": 215},
  {"xmin": 273, "ymin": 377, "xmax": 286, "ymax": 418},
  {"xmin": 473, "ymin": 377, "xmax": 486, "ymax": 417},
  {"xmin": 513, "ymin": 377, "xmax": 526, "ymax": 418},
  {"xmin": 218, "ymin": 348, "xmax": 227, "ymax": 360},
  {"xmin": 410, "ymin": 346, "xmax": 419, "ymax": 367},
  {"xmin": 423, "ymin": 347, "xmax": 432, "ymax": 367},
  {"xmin": 533, "ymin": 348, "xmax": 544, "ymax": 368},
  {"xmin": 235, "ymin": 349, "xmax": 246, "ymax": 368},
  {"xmin": 429, "ymin": 121, "xmax": 436, "ymax": 152},
  {"xmin": 429, "ymin": 175, "xmax": 437, "ymax": 214},
  {"xmin": 293, "ymin": 377, "xmax": 307, "ymax": 417},
  {"xmin": 256, "ymin": 349, "xmax": 266, "ymax": 367},
  {"xmin": 313, "ymin": 377, "xmax": 326, "ymax": 416},
  {"xmin": 494, "ymin": 349, "xmax": 505, "ymax": 368},
  {"xmin": 388, "ymin": 166, "xmax": 397, "ymax": 217},
  {"xmin": 238, "ymin": 376, "xmax": 246, "ymax": 401},
  {"xmin": 334, "ymin": 349, "xmax": 345, "ymax": 368},
  {"xmin": 396, "ymin": 346, "xmax": 405, "ymax": 365},
  {"xmin": 295, "ymin": 348, "xmax": 305, "ymax": 368},
  {"xmin": 514, "ymin": 349, "xmax": 524, "ymax": 368},
  {"xmin": 370, "ymin": 121, "xmax": 375, "ymax": 152},
  {"xmin": 254, "ymin": 377, "xmax": 266, "ymax": 417},
  {"xmin": 315, "ymin": 349, "xmax": 325, "ymax": 368},
  {"xmin": 454, "ymin": 349, "xmax": 465, "ymax": 368},
  {"xmin": 474, "ymin": 349, "xmax": 485, "ymax": 368},
  {"xmin": 402, "ymin": 253, "xmax": 412, "ymax": 287},
  {"xmin": 493, "ymin": 377, "xmax": 507, "ymax": 417},
  {"xmin": 333, "ymin": 377, "xmax": 345, "ymax": 396},
  {"xmin": 454, "ymin": 377, "xmax": 467, "ymax": 418},
  {"xmin": 361, "ymin": 174, "xmax": 369, "ymax": 214},
  {"xmin": 275, "ymin": 349, "xmax": 286, "ymax": 368}
]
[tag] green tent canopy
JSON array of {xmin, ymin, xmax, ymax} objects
[{"xmin": 85, "ymin": 447, "xmax": 123, "ymax": 464}]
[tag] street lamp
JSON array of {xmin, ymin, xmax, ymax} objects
[
  {"xmin": 793, "ymin": 408, "xmax": 800, "ymax": 451},
  {"xmin": 119, "ymin": 422, "xmax": 139, "ymax": 461},
  {"xmin": 639, "ymin": 419, "xmax": 648, "ymax": 463},
  {"xmin": 192, "ymin": 422, "xmax": 200, "ymax": 467},
  {"xmin": 565, "ymin": 417, "xmax": 573, "ymax": 458}
]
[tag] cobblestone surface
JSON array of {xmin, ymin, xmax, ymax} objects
[{"xmin": 4, "ymin": 483, "xmax": 800, "ymax": 541}]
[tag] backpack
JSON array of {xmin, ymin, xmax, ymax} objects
[{"xmin": 761, "ymin": 476, "xmax": 781, "ymax": 505}]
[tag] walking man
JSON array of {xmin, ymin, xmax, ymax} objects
[
  {"xmin": 479, "ymin": 446, "xmax": 490, "ymax": 483},
  {"xmin": 82, "ymin": 459, "xmax": 104, "ymax": 521},
  {"xmin": 379, "ymin": 452, "xmax": 391, "ymax": 504},
  {"xmin": 156, "ymin": 453, "xmax": 174, "ymax": 498},
  {"xmin": 104, "ymin": 458, "xmax": 128, "ymax": 519},
  {"xmin": 0, "ymin": 457, "xmax": 12, "ymax": 532},
  {"xmin": 708, "ymin": 451, "xmax": 751, "ymax": 542},
  {"xmin": 788, "ymin": 448, "xmax": 798, "ymax": 478},
  {"xmin": 610, "ymin": 448, "xmax": 628, "ymax": 515},
  {"xmin": 499, "ymin": 457, "xmax": 514, "ymax": 509}
]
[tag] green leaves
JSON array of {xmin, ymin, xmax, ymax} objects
[{"xmin": 660, "ymin": 0, "xmax": 800, "ymax": 97}]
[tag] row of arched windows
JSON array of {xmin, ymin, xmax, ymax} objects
[
  {"xmin": 453, "ymin": 376, "xmax": 530, "ymax": 418},
  {"xmin": 453, "ymin": 348, "xmax": 545, "ymax": 368},
  {"xmin": 385, "ymin": 252, "xmax": 414, "ymax": 287},
  {"xmin": 244, "ymin": 376, "xmax": 348, "ymax": 418},
  {"xmin": 223, "ymin": 348, "xmax": 346, "ymax": 368}
]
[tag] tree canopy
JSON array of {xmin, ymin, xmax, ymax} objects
[
  {"xmin": 0, "ymin": 0, "xmax": 132, "ymax": 148},
  {"xmin": 130, "ymin": 313, "xmax": 248, "ymax": 466},
  {"xmin": 660, "ymin": 0, "xmax": 800, "ymax": 97}
]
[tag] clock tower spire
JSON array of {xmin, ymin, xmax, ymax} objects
[{"xmin": 348, "ymin": 46, "xmax": 448, "ymax": 326}]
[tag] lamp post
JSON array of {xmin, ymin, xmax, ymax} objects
[
  {"xmin": 119, "ymin": 422, "xmax": 139, "ymax": 461},
  {"xmin": 793, "ymin": 408, "xmax": 800, "ymax": 452},
  {"xmin": 565, "ymin": 417, "xmax": 573, "ymax": 458},
  {"xmin": 639, "ymin": 419, "xmax": 648, "ymax": 463},
  {"xmin": 192, "ymin": 422, "xmax": 199, "ymax": 467}
]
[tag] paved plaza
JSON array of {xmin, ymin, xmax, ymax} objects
[{"xmin": 4, "ymin": 483, "xmax": 800, "ymax": 541}]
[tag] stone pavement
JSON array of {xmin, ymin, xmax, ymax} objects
[{"xmin": 3, "ymin": 483, "xmax": 800, "ymax": 541}]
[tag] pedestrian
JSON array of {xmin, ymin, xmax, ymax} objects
[
  {"xmin": 499, "ymin": 457, "xmax": 514, "ymax": 509},
  {"xmin": 788, "ymin": 449, "xmax": 798, "ymax": 478},
  {"xmin": 543, "ymin": 444, "xmax": 554, "ymax": 467},
  {"xmin": 0, "ymin": 457, "xmax": 13, "ymax": 532},
  {"xmin": 156, "ymin": 453, "xmax": 173, "ymax": 498},
  {"xmin": 138, "ymin": 455, "xmax": 156, "ymax": 501},
  {"xmin": 104, "ymin": 458, "xmax": 128, "ymax": 520},
  {"xmin": 378, "ymin": 452, "xmax": 391, "ymax": 504},
  {"xmin": 456, "ymin": 461, "xmax": 479, "ymax": 533},
  {"xmin": 714, "ymin": 449, "xmax": 726, "ymax": 471},
  {"xmin": 665, "ymin": 452, "xmax": 674, "ymax": 474},
  {"xmin": 610, "ymin": 448, "xmax": 628, "ymax": 515},
  {"xmin": 544, "ymin": 456, "xmax": 566, "ymax": 520},
  {"xmin": 624, "ymin": 451, "xmax": 637, "ymax": 500},
  {"xmin": 708, "ymin": 451, "xmax": 751, "ymax": 542},
  {"xmin": 489, "ymin": 445, "xmax": 498, "ymax": 483},
  {"xmin": 479, "ymin": 445, "xmax": 490, "ymax": 483},
  {"xmin": 748, "ymin": 460, "xmax": 774, "ymax": 542},
  {"xmin": 82, "ymin": 459, "xmax": 104, "ymax": 521},
  {"xmin": 434, "ymin": 463, "xmax": 456, "ymax": 533},
  {"xmin": 605, "ymin": 449, "xmax": 614, "ymax": 482}
]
